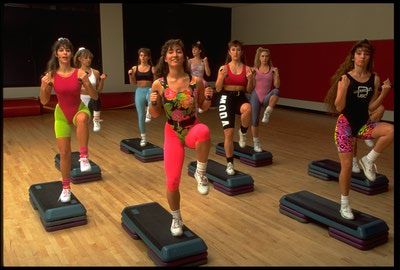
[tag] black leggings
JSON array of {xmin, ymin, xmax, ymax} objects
[
  {"xmin": 88, "ymin": 98, "xmax": 101, "ymax": 115},
  {"xmin": 218, "ymin": 90, "xmax": 249, "ymax": 129}
]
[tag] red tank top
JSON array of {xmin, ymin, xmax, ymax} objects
[
  {"xmin": 53, "ymin": 68, "xmax": 82, "ymax": 123},
  {"xmin": 223, "ymin": 64, "xmax": 247, "ymax": 87}
]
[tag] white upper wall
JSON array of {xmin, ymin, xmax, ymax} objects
[{"xmin": 231, "ymin": 3, "xmax": 394, "ymax": 44}]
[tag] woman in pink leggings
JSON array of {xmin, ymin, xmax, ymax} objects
[
  {"xmin": 325, "ymin": 39, "xmax": 393, "ymax": 220},
  {"xmin": 149, "ymin": 39, "xmax": 214, "ymax": 237}
]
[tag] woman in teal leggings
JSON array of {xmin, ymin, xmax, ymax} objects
[{"xmin": 128, "ymin": 48, "xmax": 156, "ymax": 147}]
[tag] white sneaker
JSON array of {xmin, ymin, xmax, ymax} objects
[
  {"xmin": 365, "ymin": 140, "xmax": 374, "ymax": 147},
  {"xmin": 140, "ymin": 138, "xmax": 147, "ymax": 147},
  {"xmin": 79, "ymin": 157, "xmax": 92, "ymax": 172},
  {"xmin": 145, "ymin": 113, "xmax": 152, "ymax": 123},
  {"xmin": 352, "ymin": 159, "xmax": 361, "ymax": 173},
  {"xmin": 262, "ymin": 109, "xmax": 271, "ymax": 124},
  {"xmin": 93, "ymin": 118, "xmax": 102, "ymax": 132},
  {"xmin": 340, "ymin": 204, "xmax": 354, "ymax": 220},
  {"xmin": 170, "ymin": 217, "xmax": 183, "ymax": 237},
  {"xmin": 194, "ymin": 171, "xmax": 209, "ymax": 195},
  {"xmin": 253, "ymin": 140, "xmax": 262, "ymax": 153},
  {"xmin": 58, "ymin": 188, "xmax": 71, "ymax": 203},
  {"xmin": 226, "ymin": 162, "xmax": 235, "ymax": 175},
  {"xmin": 238, "ymin": 129, "xmax": 247, "ymax": 148},
  {"xmin": 359, "ymin": 156, "xmax": 377, "ymax": 181}
]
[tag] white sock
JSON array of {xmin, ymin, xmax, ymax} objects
[
  {"xmin": 366, "ymin": 149, "xmax": 380, "ymax": 163},
  {"xmin": 171, "ymin": 209, "xmax": 181, "ymax": 220},
  {"xmin": 146, "ymin": 106, "xmax": 150, "ymax": 115},
  {"xmin": 196, "ymin": 160, "xmax": 207, "ymax": 175},
  {"xmin": 352, "ymin": 157, "xmax": 358, "ymax": 163},
  {"xmin": 341, "ymin": 195, "xmax": 349, "ymax": 206},
  {"xmin": 266, "ymin": 106, "xmax": 273, "ymax": 113},
  {"xmin": 253, "ymin": 137, "xmax": 260, "ymax": 143},
  {"xmin": 141, "ymin": 133, "xmax": 146, "ymax": 139}
]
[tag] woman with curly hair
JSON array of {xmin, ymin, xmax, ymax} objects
[
  {"xmin": 325, "ymin": 39, "xmax": 393, "ymax": 220},
  {"xmin": 149, "ymin": 39, "xmax": 214, "ymax": 236}
]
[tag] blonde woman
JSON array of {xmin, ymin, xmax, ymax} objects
[{"xmin": 249, "ymin": 47, "xmax": 280, "ymax": 152}]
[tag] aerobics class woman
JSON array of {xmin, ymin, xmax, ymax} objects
[
  {"xmin": 128, "ymin": 48, "xmax": 156, "ymax": 147},
  {"xmin": 215, "ymin": 40, "xmax": 255, "ymax": 175},
  {"xmin": 325, "ymin": 39, "xmax": 393, "ymax": 220},
  {"xmin": 149, "ymin": 39, "xmax": 214, "ymax": 236},
  {"xmin": 40, "ymin": 37, "xmax": 98, "ymax": 203},
  {"xmin": 249, "ymin": 47, "xmax": 280, "ymax": 152},
  {"xmin": 74, "ymin": 47, "xmax": 107, "ymax": 132}
]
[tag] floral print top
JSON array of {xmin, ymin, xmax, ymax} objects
[{"xmin": 159, "ymin": 77, "xmax": 198, "ymax": 142}]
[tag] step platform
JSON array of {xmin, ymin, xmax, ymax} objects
[
  {"xmin": 29, "ymin": 181, "xmax": 87, "ymax": 232},
  {"xmin": 188, "ymin": 159, "xmax": 254, "ymax": 196},
  {"xmin": 215, "ymin": 142, "xmax": 273, "ymax": 167},
  {"xmin": 120, "ymin": 138, "xmax": 163, "ymax": 162},
  {"xmin": 308, "ymin": 159, "xmax": 389, "ymax": 195},
  {"xmin": 279, "ymin": 190, "xmax": 389, "ymax": 250},
  {"xmin": 121, "ymin": 202, "xmax": 208, "ymax": 266},
  {"xmin": 55, "ymin": 152, "xmax": 102, "ymax": 184}
]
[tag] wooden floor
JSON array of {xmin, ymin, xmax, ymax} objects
[{"xmin": 3, "ymin": 106, "xmax": 395, "ymax": 266}]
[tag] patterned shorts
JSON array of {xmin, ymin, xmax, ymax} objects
[{"xmin": 334, "ymin": 114, "xmax": 376, "ymax": 153}]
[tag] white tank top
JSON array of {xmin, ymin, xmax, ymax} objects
[{"xmin": 88, "ymin": 68, "xmax": 97, "ymax": 87}]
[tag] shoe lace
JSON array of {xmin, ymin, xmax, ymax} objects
[
  {"xmin": 172, "ymin": 218, "xmax": 182, "ymax": 228},
  {"xmin": 227, "ymin": 163, "xmax": 234, "ymax": 171},
  {"xmin": 366, "ymin": 161, "xmax": 378, "ymax": 174},
  {"xmin": 79, "ymin": 157, "xmax": 89, "ymax": 165},
  {"xmin": 195, "ymin": 172, "xmax": 208, "ymax": 185}
]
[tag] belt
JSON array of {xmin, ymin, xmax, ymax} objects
[
  {"xmin": 222, "ymin": 90, "xmax": 244, "ymax": 96},
  {"xmin": 167, "ymin": 116, "xmax": 196, "ymax": 129}
]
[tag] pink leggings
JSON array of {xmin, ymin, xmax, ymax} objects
[{"xmin": 164, "ymin": 122, "xmax": 210, "ymax": 191}]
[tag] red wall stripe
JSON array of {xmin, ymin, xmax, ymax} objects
[{"xmin": 244, "ymin": 40, "xmax": 394, "ymax": 110}]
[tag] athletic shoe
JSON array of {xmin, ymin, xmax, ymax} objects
[
  {"xmin": 352, "ymin": 158, "xmax": 361, "ymax": 173},
  {"xmin": 145, "ymin": 113, "xmax": 151, "ymax": 123},
  {"xmin": 253, "ymin": 140, "xmax": 262, "ymax": 153},
  {"xmin": 194, "ymin": 171, "xmax": 209, "ymax": 195},
  {"xmin": 140, "ymin": 137, "xmax": 147, "ymax": 147},
  {"xmin": 340, "ymin": 204, "xmax": 354, "ymax": 220},
  {"xmin": 170, "ymin": 217, "xmax": 183, "ymax": 237},
  {"xmin": 226, "ymin": 162, "xmax": 235, "ymax": 175},
  {"xmin": 79, "ymin": 157, "xmax": 92, "ymax": 172},
  {"xmin": 359, "ymin": 156, "xmax": 377, "ymax": 181},
  {"xmin": 93, "ymin": 119, "xmax": 102, "ymax": 132},
  {"xmin": 58, "ymin": 188, "xmax": 71, "ymax": 203},
  {"xmin": 238, "ymin": 129, "xmax": 247, "ymax": 148},
  {"xmin": 262, "ymin": 109, "xmax": 271, "ymax": 124}
]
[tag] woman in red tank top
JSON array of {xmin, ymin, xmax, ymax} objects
[
  {"xmin": 40, "ymin": 38, "xmax": 98, "ymax": 203},
  {"xmin": 215, "ymin": 40, "xmax": 255, "ymax": 175}
]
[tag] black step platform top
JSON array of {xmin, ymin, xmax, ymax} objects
[
  {"xmin": 310, "ymin": 159, "xmax": 388, "ymax": 186},
  {"xmin": 216, "ymin": 142, "xmax": 272, "ymax": 160},
  {"xmin": 280, "ymin": 190, "xmax": 388, "ymax": 239},
  {"xmin": 121, "ymin": 138, "xmax": 161, "ymax": 150},
  {"xmin": 121, "ymin": 138, "xmax": 157, "ymax": 149},
  {"xmin": 122, "ymin": 202, "xmax": 207, "ymax": 252},
  {"xmin": 29, "ymin": 181, "xmax": 86, "ymax": 222},
  {"xmin": 188, "ymin": 159, "xmax": 253, "ymax": 187}
]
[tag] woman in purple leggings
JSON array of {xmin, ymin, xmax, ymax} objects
[{"xmin": 249, "ymin": 47, "xmax": 280, "ymax": 152}]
